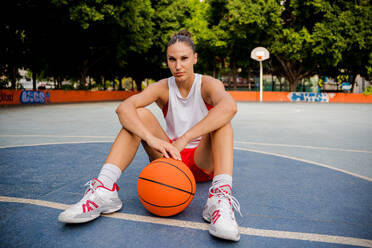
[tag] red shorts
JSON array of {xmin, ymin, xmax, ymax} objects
[{"xmin": 180, "ymin": 147, "xmax": 213, "ymax": 183}]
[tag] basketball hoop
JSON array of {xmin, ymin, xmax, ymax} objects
[
  {"xmin": 250, "ymin": 47, "xmax": 270, "ymax": 102},
  {"xmin": 251, "ymin": 48, "xmax": 269, "ymax": 62}
]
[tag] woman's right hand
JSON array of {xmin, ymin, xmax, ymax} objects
[{"xmin": 146, "ymin": 136, "xmax": 182, "ymax": 161}]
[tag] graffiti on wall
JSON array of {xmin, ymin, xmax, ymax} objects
[
  {"xmin": 0, "ymin": 92, "xmax": 14, "ymax": 103},
  {"xmin": 288, "ymin": 92, "xmax": 335, "ymax": 102},
  {"xmin": 20, "ymin": 90, "xmax": 50, "ymax": 104}
]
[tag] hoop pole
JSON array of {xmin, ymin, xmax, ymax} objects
[{"xmin": 260, "ymin": 60, "xmax": 263, "ymax": 102}]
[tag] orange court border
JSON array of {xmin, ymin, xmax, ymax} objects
[{"xmin": 1, "ymin": 89, "xmax": 372, "ymax": 105}]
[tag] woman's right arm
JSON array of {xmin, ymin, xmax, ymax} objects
[{"xmin": 115, "ymin": 80, "xmax": 181, "ymax": 160}]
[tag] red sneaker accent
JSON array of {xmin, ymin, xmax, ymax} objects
[
  {"xmin": 209, "ymin": 184, "xmax": 232, "ymax": 198},
  {"xmin": 218, "ymin": 184, "xmax": 232, "ymax": 195},
  {"xmin": 212, "ymin": 210, "xmax": 221, "ymax": 224},
  {"xmin": 82, "ymin": 200, "xmax": 98, "ymax": 213},
  {"xmin": 92, "ymin": 178, "xmax": 119, "ymax": 191}
]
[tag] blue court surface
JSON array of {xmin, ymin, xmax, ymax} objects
[{"xmin": 0, "ymin": 102, "xmax": 371, "ymax": 248}]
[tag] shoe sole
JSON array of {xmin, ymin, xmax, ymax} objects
[
  {"xmin": 209, "ymin": 228, "xmax": 240, "ymax": 242},
  {"xmin": 202, "ymin": 211, "xmax": 211, "ymax": 223},
  {"xmin": 59, "ymin": 203, "xmax": 122, "ymax": 224},
  {"xmin": 101, "ymin": 203, "xmax": 122, "ymax": 214},
  {"xmin": 203, "ymin": 212, "xmax": 240, "ymax": 241}
]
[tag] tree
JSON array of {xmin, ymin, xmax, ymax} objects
[
  {"xmin": 271, "ymin": 0, "xmax": 372, "ymax": 91},
  {"xmin": 312, "ymin": 0, "xmax": 372, "ymax": 89},
  {"xmin": 52, "ymin": 0, "xmax": 154, "ymax": 89}
]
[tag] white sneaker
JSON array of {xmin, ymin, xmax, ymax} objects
[
  {"xmin": 58, "ymin": 178, "xmax": 122, "ymax": 223},
  {"xmin": 202, "ymin": 184, "xmax": 242, "ymax": 241}
]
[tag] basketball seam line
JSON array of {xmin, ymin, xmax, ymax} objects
[
  {"xmin": 138, "ymin": 195, "xmax": 190, "ymax": 208},
  {"xmin": 138, "ymin": 177, "xmax": 195, "ymax": 196},
  {"xmin": 154, "ymin": 160, "xmax": 195, "ymax": 194}
]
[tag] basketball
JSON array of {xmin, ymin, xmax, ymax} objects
[{"xmin": 137, "ymin": 158, "xmax": 196, "ymax": 217}]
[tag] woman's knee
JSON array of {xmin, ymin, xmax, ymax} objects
[
  {"xmin": 136, "ymin": 108, "xmax": 154, "ymax": 123},
  {"xmin": 212, "ymin": 121, "xmax": 233, "ymax": 136}
]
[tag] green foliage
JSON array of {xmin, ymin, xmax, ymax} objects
[
  {"xmin": 363, "ymin": 85, "xmax": 372, "ymax": 96},
  {"xmin": 1, "ymin": 0, "xmax": 371, "ymax": 92}
]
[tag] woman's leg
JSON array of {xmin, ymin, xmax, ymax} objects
[
  {"xmin": 194, "ymin": 122, "xmax": 240, "ymax": 242},
  {"xmin": 58, "ymin": 108, "xmax": 169, "ymax": 224},
  {"xmin": 105, "ymin": 108, "xmax": 169, "ymax": 171},
  {"xmin": 194, "ymin": 122, "xmax": 234, "ymax": 176}
]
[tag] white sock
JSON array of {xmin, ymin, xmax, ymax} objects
[
  {"xmin": 212, "ymin": 174, "xmax": 233, "ymax": 194},
  {"xmin": 97, "ymin": 163, "xmax": 122, "ymax": 189}
]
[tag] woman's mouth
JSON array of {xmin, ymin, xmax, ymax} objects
[{"xmin": 175, "ymin": 72, "xmax": 183, "ymax": 77}]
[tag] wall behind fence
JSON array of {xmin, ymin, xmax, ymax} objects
[
  {"xmin": 1, "ymin": 90, "xmax": 371, "ymax": 105},
  {"xmin": 0, "ymin": 90, "xmax": 138, "ymax": 105}
]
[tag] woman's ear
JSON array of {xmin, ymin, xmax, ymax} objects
[{"xmin": 193, "ymin": 53, "xmax": 198, "ymax": 65}]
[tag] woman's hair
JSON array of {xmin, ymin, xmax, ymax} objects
[{"xmin": 167, "ymin": 30, "xmax": 196, "ymax": 53}]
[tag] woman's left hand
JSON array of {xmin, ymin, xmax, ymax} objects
[{"xmin": 172, "ymin": 136, "xmax": 189, "ymax": 153}]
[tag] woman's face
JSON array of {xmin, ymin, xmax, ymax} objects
[{"xmin": 167, "ymin": 42, "xmax": 197, "ymax": 82}]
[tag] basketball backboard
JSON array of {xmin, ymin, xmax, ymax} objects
[{"xmin": 251, "ymin": 47, "xmax": 270, "ymax": 61}]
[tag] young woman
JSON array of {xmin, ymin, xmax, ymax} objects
[{"xmin": 58, "ymin": 30, "xmax": 241, "ymax": 241}]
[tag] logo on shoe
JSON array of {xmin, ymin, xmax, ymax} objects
[
  {"xmin": 82, "ymin": 200, "xmax": 98, "ymax": 213},
  {"xmin": 212, "ymin": 210, "xmax": 221, "ymax": 224}
]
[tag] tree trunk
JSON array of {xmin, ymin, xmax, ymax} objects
[
  {"xmin": 351, "ymin": 74, "xmax": 356, "ymax": 93},
  {"xmin": 302, "ymin": 79, "xmax": 306, "ymax": 92},
  {"xmin": 118, "ymin": 78, "xmax": 123, "ymax": 91},
  {"xmin": 103, "ymin": 77, "xmax": 106, "ymax": 91},
  {"xmin": 80, "ymin": 59, "xmax": 88, "ymax": 88},
  {"xmin": 232, "ymin": 60, "xmax": 237, "ymax": 90},
  {"xmin": 289, "ymin": 79, "xmax": 297, "ymax": 92},
  {"xmin": 279, "ymin": 77, "xmax": 283, "ymax": 91},
  {"xmin": 275, "ymin": 55, "xmax": 311, "ymax": 92},
  {"xmin": 32, "ymin": 70, "xmax": 37, "ymax": 91},
  {"xmin": 212, "ymin": 52, "xmax": 217, "ymax": 78},
  {"xmin": 57, "ymin": 76, "xmax": 63, "ymax": 89},
  {"xmin": 134, "ymin": 75, "xmax": 144, "ymax": 91},
  {"xmin": 11, "ymin": 65, "xmax": 17, "ymax": 89}
]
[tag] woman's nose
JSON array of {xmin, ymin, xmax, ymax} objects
[{"xmin": 175, "ymin": 60, "xmax": 181, "ymax": 70}]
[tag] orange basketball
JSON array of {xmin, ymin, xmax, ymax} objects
[{"xmin": 137, "ymin": 157, "xmax": 196, "ymax": 217}]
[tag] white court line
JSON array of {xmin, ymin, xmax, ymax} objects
[
  {"xmin": 2, "ymin": 134, "xmax": 371, "ymax": 154},
  {"xmin": 1, "ymin": 141, "xmax": 371, "ymax": 182},
  {"xmin": 0, "ymin": 140, "xmax": 113, "ymax": 149},
  {"xmin": 235, "ymin": 141, "xmax": 372, "ymax": 154},
  {"xmin": 0, "ymin": 196, "xmax": 371, "ymax": 247},
  {"xmin": 0, "ymin": 134, "xmax": 115, "ymax": 139},
  {"xmin": 235, "ymin": 146, "xmax": 372, "ymax": 182}
]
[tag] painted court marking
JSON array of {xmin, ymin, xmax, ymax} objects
[
  {"xmin": 0, "ymin": 196, "xmax": 371, "ymax": 247},
  {"xmin": 1, "ymin": 141, "xmax": 371, "ymax": 182},
  {"xmin": 0, "ymin": 134, "xmax": 114, "ymax": 139},
  {"xmin": 0, "ymin": 140, "xmax": 113, "ymax": 149},
  {"xmin": 234, "ymin": 146, "xmax": 372, "ymax": 182},
  {"xmin": 2, "ymin": 134, "xmax": 371, "ymax": 154},
  {"xmin": 1, "ymin": 141, "xmax": 371, "ymax": 246},
  {"xmin": 235, "ymin": 141, "xmax": 372, "ymax": 154}
]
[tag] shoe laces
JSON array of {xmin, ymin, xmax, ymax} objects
[
  {"xmin": 84, "ymin": 180, "xmax": 98, "ymax": 195},
  {"xmin": 209, "ymin": 186, "xmax": 242, "ymax": 217}
]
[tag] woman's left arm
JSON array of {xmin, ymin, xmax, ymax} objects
[{"xmin": 175, "ymin": 76, "xmax": 237, "ymax": 149}]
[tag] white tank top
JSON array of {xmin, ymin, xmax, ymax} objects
[{"xmin": 164, "ymin": 73, "xmax": 210, "ymax": 148}]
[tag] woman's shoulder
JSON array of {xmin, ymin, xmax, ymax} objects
[
  {"xmin": 156, "ymin": 78, "xmax": 169, "ymax": 86},
  {"xmin": 147, "ymin": 78, "xmax": 168, "ymax": 91},
  {"xmin": 201, "ymin": 74, "xmax": 224, "ymax": 89},
  {"xmin": 150, "ymin": 78, "xmax": 169, "ymax": 108}
]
